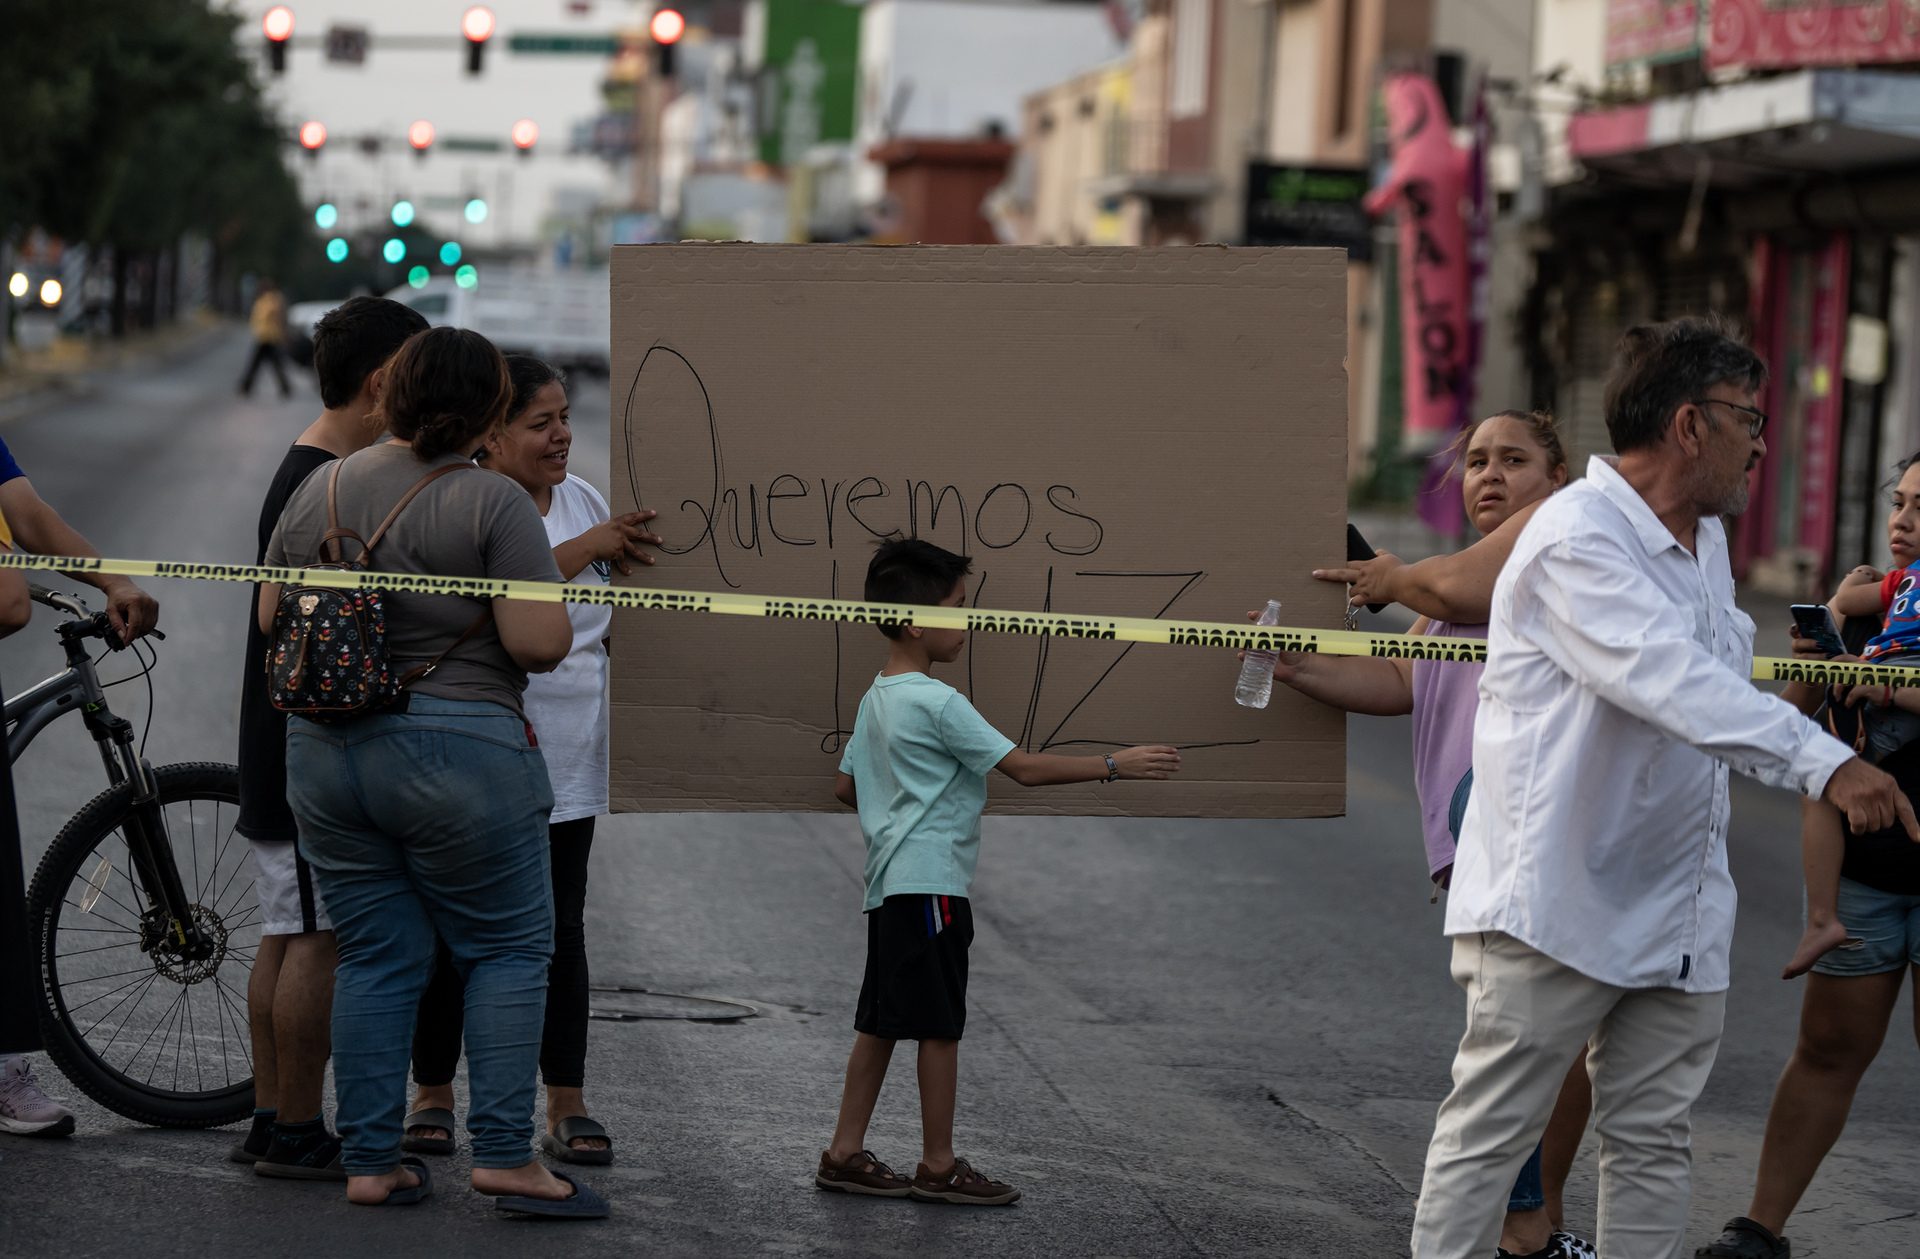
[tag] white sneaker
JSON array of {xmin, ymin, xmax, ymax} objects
[{"xmin": 0, "ymin": 1054, "xmax": 77, "ymax": 1137}]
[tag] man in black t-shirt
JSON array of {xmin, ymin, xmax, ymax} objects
[{"xmin": 234, "ymin": 297, "xmax": 427, "ymax": 1179}]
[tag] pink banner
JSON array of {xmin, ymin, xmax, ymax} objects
[
  {"xmin": 1363, "ymin": 73, "xmax": 1471, "ymax": 457},
  {"xmin": 1607, "ymin": 0, "xmax": 1700, "ymax": 68},
  {"xmin": 1797, "ymin": 233, "xmax": 1851, "ymax": 574},
  {"xmin": 1565, "ymin": 105, "xmax": 1652, "ymax": 160},
  {"xmin": 1709, "ymin": 0, "xmax": 1920, "ymax": 69}
]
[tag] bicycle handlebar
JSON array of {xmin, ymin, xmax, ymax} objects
[
  {"xmin": 29, "ymin": 583, "xmax": 90, "ymax": 618},
  {"xmin": 25, "ymin": 584, "xmax": 165, "ymax": 651}
]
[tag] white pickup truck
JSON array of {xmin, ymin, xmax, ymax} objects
[
  {"xmin": 286, "ymin": 269, "xmax": 612, "ymax": 373},
  {"xmin": 388, "ymin": 270, "xmax": 611, "ymax": 372}
]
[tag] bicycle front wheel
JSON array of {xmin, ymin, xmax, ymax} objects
[{"xmin": 26, "ymin": 762, "xmax": 258, "ymax": 1128}]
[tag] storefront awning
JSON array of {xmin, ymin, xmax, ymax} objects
[
  {"xmin": 1567, "ymin": 69, "xmax": 1920, "ymax": 187},
  {"xmin": 1084, "ymin": 171, "xmax": 1219, "ymax": 201}
]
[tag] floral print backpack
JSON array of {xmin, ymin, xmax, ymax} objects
[{"xmin": 268, "ymin": 460, "xmax": 491, "ymax": 720}]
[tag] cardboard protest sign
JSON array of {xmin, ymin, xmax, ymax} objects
[{"xmin": 608, "ymin": 244, "xmax": 1349, "ymax": 817}]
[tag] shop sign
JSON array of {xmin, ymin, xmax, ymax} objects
[
  {"xmin": 1244, "ymin": 164, "xmax": 1373, "ymax": 260},
  {"xmin": 1362, "ymin": 73, "xmax": 1471, "ymax": 454},
  {"xmin": 1606, "ymin": 0, "xmax": 1701, "ymax": 69},
  {"xmin": 1708, "ymin": 0, "xmax": 1920, "ymax": 70},
  {"xmin": 751, "ymin": 0, "xmax": 862, "ymax": 165}
]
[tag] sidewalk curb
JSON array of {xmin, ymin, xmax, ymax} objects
[{"xmin": 0, "ymin": 322, "xmax": 242, "ymax": 428}]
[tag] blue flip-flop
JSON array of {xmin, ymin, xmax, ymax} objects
[
  {"xmin": 492, "ymin": 1168, "xmax": 609, "ymax": 1219},
  {"xmin": 357, "ymin": 1157, "xmax": 432, "ymax": 1206}
]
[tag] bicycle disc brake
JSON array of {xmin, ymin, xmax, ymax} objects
[{"xmin": 138, "ymin": 904, "xmax": 227, "ymax": 984}]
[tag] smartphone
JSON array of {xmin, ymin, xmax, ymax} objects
[
  {"xmin": 1790, "ymin": 604, "xmax": 1847, "ymax": 659},
  {"xmin": 1346, "ymin": 523, "xmax": 1388, "ymax": 614}
]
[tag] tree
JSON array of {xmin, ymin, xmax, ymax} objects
[{"xmin": 0, "ymin": 0, "xmax": 311, "ymax": 331}]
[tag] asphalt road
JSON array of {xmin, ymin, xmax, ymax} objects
[{"xmin": 1, "ymin": 331, "xmax": 1916, "ymax": 1257}]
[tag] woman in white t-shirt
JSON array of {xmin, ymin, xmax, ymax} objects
[{"xmin": 403, "ymin": 356, "xmax": 662, "ymax": 1165}]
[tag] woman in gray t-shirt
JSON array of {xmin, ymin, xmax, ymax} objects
[{"xmin": 260, "ymin": 328, "xmax": 601, "ymax": 1216}]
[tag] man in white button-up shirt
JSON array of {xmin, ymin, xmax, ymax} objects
[{"xmin": 1411, "ymin": 319, "xmax": 1916, "ymax": 1259}]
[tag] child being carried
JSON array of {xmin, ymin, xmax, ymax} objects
[{"xmin": 1787, "ymin": 455, "xmax": 1920, "ymax": 978}]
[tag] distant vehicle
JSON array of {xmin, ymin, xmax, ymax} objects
[
  {"xmin": 385, "ymin": 271, "xmax": 611, "ymax": 373},
  {"xmin": 280, "ymin": 271, "xmax": 612, "ymax": 373},
  {"xmin": 284, "ymin": 299, "xmax": 343, "ymax": 368}
]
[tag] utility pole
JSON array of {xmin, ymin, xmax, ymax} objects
[{"xmin": 633, "ymin": 55, "xmax": 661, "ymax": 213}]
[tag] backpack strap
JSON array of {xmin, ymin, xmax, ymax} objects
[
  {"xmin": 321, "ymin": 460, "xmax": 475, "ymax": 564},
  {"xmin": 315, "ymin": 457, "xmax": 494, "ymax": 691},
  {"xmin": 319, "ymin": 460, "xmax": 366, "ymax": 565},
  {"xmin": 397, "ymin": 605, "xmax": 497, "ymax": 689},
  {"xmin": 364, "ymin": 463, "xmax": 475, "ymax": 552}
]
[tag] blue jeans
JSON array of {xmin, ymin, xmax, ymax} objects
[
  {"xmin": 1508, "ymin": 1139, "xmax": 1545, "ymax": 1212},
  {"xmin": 287, "ymin": 697, "xmax": 555, "ymax": 1174}
]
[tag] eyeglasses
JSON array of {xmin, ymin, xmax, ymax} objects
[{"xmin": 1695, "ymin": 398, "xmax": 1769, "ymax": 440}]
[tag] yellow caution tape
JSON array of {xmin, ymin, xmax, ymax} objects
[{"xmin": 4, "ymin": 551, "xmax": 1916, "ymax": 687}]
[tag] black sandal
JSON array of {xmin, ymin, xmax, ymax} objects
[
  {"xmin": 1694, "ymin": 1217, "xmax": 1788, "ymax": 1259},
  {"xmin": 400, "ymin": 1107, "xmax": 457, "ymax": 1156},
  {"xmin": 538, "ymin": 1115, "xmax": 614, "ymax": 1166}
]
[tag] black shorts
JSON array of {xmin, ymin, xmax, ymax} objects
[{"xmin": 854, "ymin": 894, "xmax": 972, "ymax": 1042}]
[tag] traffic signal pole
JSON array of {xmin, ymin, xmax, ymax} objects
[{"xmin": 632, "ymin": 10, "xmax": 684, "ymax": 216}]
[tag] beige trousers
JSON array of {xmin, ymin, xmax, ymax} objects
[{"xmin": 1410, "ymin": 931, "xmax": 1727, "ymax": 1259}]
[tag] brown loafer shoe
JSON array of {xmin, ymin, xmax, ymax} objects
[
  {"xmin": 909, "ymin": 1157, "xmax": 1020, "ymax": 1205},
  {"xmin": 815, "ymin": 1149, "xmax": 912, "ymax": 1197}
]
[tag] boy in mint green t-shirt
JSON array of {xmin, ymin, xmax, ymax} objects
[{"xmin": 815, "ymin": 539, "xmax": 1180, "ymax": 1206}]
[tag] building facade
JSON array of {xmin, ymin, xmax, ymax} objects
[
  {"xmin": 1004, "ymin": 0, "xmax": 1540, "ymax": 487},
  {"xmin": 1528, "ymin": 0, "xmax": 1920, "ymax": 593}
]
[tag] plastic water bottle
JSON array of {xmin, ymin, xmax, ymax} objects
[{"xmin": 1235, "ymin": 599, "xmax": 1283, "ymax": 709}]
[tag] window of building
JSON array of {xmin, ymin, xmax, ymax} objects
[{"xmin": 1170, "ymin": 0, "xmax": 1212, "ymax": 119}]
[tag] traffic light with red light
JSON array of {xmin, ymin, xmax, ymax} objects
[
  {"xmin": 408, "ymin": 120, "xmax": 435, "ymax": 158},
  {"xmin": 298, "ymin": 121, "xmax": 326, "ymax": 153},
  {"xmin": 511, "ymin": 119, "xmax": 539, "ymax": 156},
  {"xmin": 263, "ymin": 6, "xmax": 294, "ymax": 74},
  {"xmin": 463, "ymin": 7, "xmax": 494, "ymax": 75},
  {"xmin": 650, "ymin": 8, "xmax": 684, "ymax": 77}
]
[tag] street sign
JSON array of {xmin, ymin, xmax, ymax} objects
[
  {"xmin": 326, "ymin": 24, "xmax": 369, "ymax": 63},
  {"xmin": 1243, "ymin": 163, "xmax": 1372, "ymax": 260},
  {"xmin": 509, "ymin": 33, "xmax": 620, "ymax": 54}
]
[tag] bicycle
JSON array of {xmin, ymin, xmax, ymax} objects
[{"xmin": 11, "ymin": 583, "xmax": 255, "ymax": 1128}]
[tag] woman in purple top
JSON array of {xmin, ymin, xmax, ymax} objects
[{"xmin": 1261, "ymin": 411, "xmax": 1588, "ymax": 1259}]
